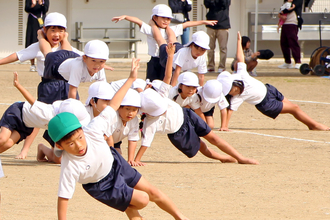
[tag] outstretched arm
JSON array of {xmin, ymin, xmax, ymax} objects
[
  {"xmin": 109, "ymin": 58, "xmax": 139, "ymax": 111},
  {"xmin": 111, "ymin": 15, "xmax": 143, "ymax": 28},
  {"xmin": 134, "ymin": 145, "xmax": 148, "ymax": 165},
  {"xmin": 13, "ymin": 72, "xmax": 36, "ymax": 105},
  {"xmin": 182, "ymin": 20, "xmax": 217, "ymax": 29},
  {"xmin": 0, "ymin": 53, "xmax": 19, "ymax": 65}
]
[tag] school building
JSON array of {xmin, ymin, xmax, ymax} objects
[{"xmin": 1, "ymin": 0, "xmax": 329, "ymax": 60}]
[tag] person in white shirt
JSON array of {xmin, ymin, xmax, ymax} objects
[
  {"xmin": 218, "ymin": 32, "xmax": 329, "ymax": 131},
  {"xmin": 0, "ymin": 156, "xmax": 4, "ymax": 206},
  {"xmin": 0, "ymin": 72, "xmax": 90, "ymax": 163},
  {"xmin": 168, "ymin": 71, "xmax": 206, "ymax": 121},
  {"xmin": 48, "ymin": 59, "xmax": 189, "ymax": 220},
  {"xmin": 133, "ymin": 43, "xmax": 258, "ymax": 165},
  {"xmin": 197, "ymin": 79, "xmax": 229, "ymax": 130},
  {"xmin": 111, "ymin": 4, "xmax": 217, "ymax": 82}
]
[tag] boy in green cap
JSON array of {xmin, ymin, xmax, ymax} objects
[{"xmin": 48, "ymin": 59, "xmax": 188, "ymax": 220}]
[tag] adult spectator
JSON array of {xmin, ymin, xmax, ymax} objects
[
  {"xmin": 168, "ymin": 0, "xmax": 192, "ymax": 45},
  {"xmin": 25, "ymin": 0, "xmax": 49, "ymax": 72},
  {"xmin": 278, "ymin": 0, "xmax": 303, "ymax": 69},
  {"xmin": 204, "ymin": 0, "xmax": 231, "ymax": 73}
]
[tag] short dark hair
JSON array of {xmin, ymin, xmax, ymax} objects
[
  {"xmin": 241, "ymin": 36, "xmax": 251, "ymax": 49},
  {"xmin": 56, "ymin": 128, "xmax": 82, "ymax": 145},
  {"xmin": 45, "ymin": 26, "xmax": 66, "ymax": 31},
  {"xmin": 232, "ymin": 80, "xmax": 245, "ymax": 94}
]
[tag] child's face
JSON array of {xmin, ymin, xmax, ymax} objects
[
  {"xmin": 190, "ymin": 44, "xmax": 207, "ymax": 59},
  {"xmin": 43, "ymin": 26, "xmax": 66, "ymax": 47},
  {"xmin": 118, "ymin": 106, "xmax": 139, "ymax": 123},
  {"xmin": 56, "ymin": 129, "xmax": 87, "ymax": 156},
  {"xmin": 153, "ymin": 16, "xmax": 171, "ymax": 29},
  {"xmin": 245, "ymin": 41, "xmax": 251, "ymax": 49},
  {"xmin": 180, "ymin": 84, "xmax": 197, "ymax": 99},
  {"xmin": 91, "ymin": 98, "xmax": 111, "ymax": 117},
  {"xmin": 83, "ymin": 56, "xmax": 106, "ymax": 76}
]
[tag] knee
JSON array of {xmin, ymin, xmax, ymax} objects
[
  {"xmin": 137, "ymin": 191, "xmax": 149, "ymax": 209},
  {"xmin": 146, "ymin": 187, "xmax": 162, "ymax": 203}
]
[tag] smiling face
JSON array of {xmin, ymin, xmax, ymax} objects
[
  {"xmin": 179, "ymin": 84, "xmax": 197, "ymax": 99},
  {"xmin": 83, "ymin": 56, "xmax": 106, "ymax": 76},
  {"xmin": 43, "ymin": 26, "xmax": 66, "ymax": 47},
  {"xmin": 118, "ymin": 106, "xmax": 139, "ymax": 125},
  {"xmin": 153, "ymin": 15, "xmax": 171, "ymax": 29},
  {"xmin": 56, "ymin": 128, "xmax": 87, "ymax": 156},
  {"xmin": 190, "ymin": 43, "xmax": 207, "ymax": 59}
]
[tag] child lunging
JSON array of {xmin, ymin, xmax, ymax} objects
[
  {"xmin": 218, "ymin": 32, "xmax": 330, "ymax": 131},
  {"xmin": 133, "ymin": 43, "xmax": 258, "ymax": 165},
  {"xmin": 48, "ymin": 58, "xmax": 189, "ymax": 220}
]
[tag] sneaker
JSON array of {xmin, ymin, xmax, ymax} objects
[
  {"xmin": 207, "ymin": 68, "xmax": 215, "ymax": 72},
  {"xmin": 248, "ymin": 71, "xmax": 257, "ymax": 77},
  {"xmin": 294, "ymin": 63, "xmax": 302, "ymax": 69},
  {"xmin": 218, "ymin": 68, "xmax": 224, "ymax": 73},
  {"xmin": 278, "ymin": 63, "xmax": 293, "ymax": 69},
  {"xmin": 30, "ymin": 65, "xmax": 36, "ymax": 72}
]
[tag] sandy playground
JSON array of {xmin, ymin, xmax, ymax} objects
[{"xmin": 0, "ymin": 59, "xmax": 330, "ymax": 220}]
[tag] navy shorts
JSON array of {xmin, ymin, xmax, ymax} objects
[
  {"xmin": 255, "ymin": 84, "xmax": 284, "ymax": 119},
  {"xmin": 43, "ymin": 50, "xmax": 80, "ymax": 80},
  {"xmin": 168, "ymin": 108, "xmax": 211, "ymax": 158},
  {"xmin": 203, "ymin": 106, "xmax": 215, "ymax": 117},
  {"xmin": 0, "ymin": 102, "xmax": 34, "ymax": 144},
  {"xmin": 159, "ymin": 42, "xmax": 183, "ymax": 68},
  {"xmin": 113, "ymin": 141, "xmax": 122, "ymax": 149},
  {"xmin": 146, "ymin": 57, "xmax": 165, "ymax": 82},
  {"xmin": 82, "ymin": 147, "xmax": 142, "ymax": 212}
]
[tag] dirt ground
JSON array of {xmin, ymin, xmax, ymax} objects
[{"xmin": 1, "ymin": 60, "xmax": 330, "ymax": 220}]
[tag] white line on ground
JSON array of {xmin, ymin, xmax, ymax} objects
[{"xmin": 290, "ymin": 100, "xmax": 330, "ymax": 105}]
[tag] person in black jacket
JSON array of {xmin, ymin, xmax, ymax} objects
[
  {"xmin": 168, "ymin": 0, "xmax": 192, "ymax": 45},
  {"xmin": 25, "ymin": 0, "xmax": 49, "ymax": 72},
  {"xmin": 204, "ymin": 0, "xmax": 231, "ymax": 73}
]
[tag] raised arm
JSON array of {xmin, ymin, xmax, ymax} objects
[
  {"xmin": 182, "ymin": 20, "xmax": 217, "ymax": 29},
  {"xmin": 111, "ymin": 15, "xmax": 143, "ymax": 28},
  {"xmin": 109, "ymin": 58, "xmax": 139, "ymax": 111},
  {"xmin": 236, "ymin": 32, "xmax": 244, "ymax": 63},
  {"xmin": 13, "ymin": 72, "xmax": 36, "ymax": 105},
  {"xmin": 163, "ymin": 43, "xmax": 175, "ymax": 85}
]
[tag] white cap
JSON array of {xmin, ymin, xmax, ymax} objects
[
  {"xmin": 84, "ymin": 40, "xmax": 109, "ymax": 60},
  {"xmin": 216, "ymin": 71, "xmax": 235, "ymax": 96},
  {"xmin": 121, "ymin": 89, "xmax": 141, "ymax": 107},
  {"xmin": 151, "ymin": 4, "xmax": 173, "ymax": 19},
  {"xmin": 185, "ymin": 31, "xmax": 210, "ymax": 50},
  {"xmin": 140, "ymin": 89, "xmax": 168, "ymax": 117},
  {"xmin": 132, "ymin": 79, "xmax": 147, "ymax": 91},
  {"xmin": 202, "ymin": 80, "xmax": 222, "ymax": 103},
  {"xmin": 44, "ymin": 12, "xmax": 67, "ymax": 28},
  {"xmin": 178, "ymin": 72, "xmax": 200, "ymax": 87},
  {"xmin": 151, "ymin": 79, "xmax": 163, "ymax": 92},
  {"xmin": 58, "ymin": 99, "xmax": 91, "ymax": 127},
  {"xmin": 85, "ymin": 81, "xmax": 115, "ymax": 106}
]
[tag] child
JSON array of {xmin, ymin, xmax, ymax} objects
[
  {"xmin": 4, "ymin": 72, "xmax": 91, "ymax": 164},
  {"xmin": 218, "ymin": 32, "xmax": 330, "ymax": 131},
  {"xmin": 168, "ymin": 71, "xmax": 206, "ymax": 121},
  {"xmin": 48, "ymin": 59, "xmax": 189, "ymax": 220},
  {"xmin": 0, "ymin": 12, "xmax": 83, "ymax": 159},
  {"xmin": 112, "ymin": 4, "xmax": 217, "ymax": 82},
  {"xmin": 231, "ymin": 36, "xmax": 260, "ymax": 77},
  {"xmin": 277, "ymin": 0, "xmax": 295, "ymax": 33},
  {"xmin": 0, "ymin": 156, "xmax": 3, "ymax": 208},
  {"xmin": 197, "ymin": 79, "xmax": 230, "ymax": 130},
  {"xmin": 110, "ymin": 78, "xmax": 149, "ymax": 93},
  {"xmin": 133, "ymin": 43, "xmax": 258, "ymax": 165},
  {"xmin": 39, "ymin": 36, "xmax": 109, "ymax": 100},
  {"xmin": 111, "ymin": 89, "xmax": 141, "ymax": 166}
]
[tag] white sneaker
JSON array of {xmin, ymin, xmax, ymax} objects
[
  {"xmin": 278, "ymin": 63, "xmax": 293, "ymax": 69},
  {"xmin": 294, "ymin": 63, "xmax": 302, "ymax": 69},
  {"xmin": 218, "ymin": 68, "xmax": 224, "ymax": 73},
  {"xmin": 30, "ymin": 65, "xmax": 36, "ymax": 72}
]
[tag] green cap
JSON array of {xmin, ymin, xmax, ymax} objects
[{"xmin": 48, "ymin": 112, "xmax": 82, "ymax": 143}]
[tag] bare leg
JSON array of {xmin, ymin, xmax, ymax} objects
[
  {"xmin": 149, "ymin": 20, "xmax": 167, "ymax": 46},
  {"xmin": 199, "ymin": 140, "xmax": 237, "ymax": 163},
  {"xmin": 60, "ymin": 32, "xmax": 72, "ymax": 51},
  {"xmin": 37, "ymin": 143, "xmax": 61, "ymax": 164},
  {"xmin": 125, "ymin": 207, "xmax": 144, "ymax": 220},
  {"xmin": 38, "ymin": 29, "xmax": 52, "ymax": 57},
  {"xmin": 165, "ymin": 25, "xmax": 178, "ymax": 44},
  {"xmin": 281, "ymin": 97, "xmax": 330, "ymax": 130},
  {"xmin": 203, "ymin": 131, "xmax": 258, "ymax": 164},
  {"xmin": 134, "ymin": 176, "xmax": 189, "ymax": 220},
  {"xmin": 247, "ymin": 60, "xmax": 258, "ymax": 72},
  {"xmin": 205, "ymin": 116, "xmax": 214, "ymax": 129},
  {"xmin": 15, "ymin": 128, "xmax": 39, "ymax": 159},
  {"xmin": 0, "ymin": 128, "xmax": 20, "ymax": 153}
]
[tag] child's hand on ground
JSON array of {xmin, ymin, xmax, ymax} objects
[
  {"xmin": 219, "ymin": 127, "xmax": 231, "ymax": 132},
  {"xmin": 104, "ymin": 65, "xmax": 114, "ymax": 71},
  {"xmin": 133, "ymin": 160, "xmax": 146, "ymax": 167},
  {"xmin": 112, "ymin": 15, "xmax": 126, "ymax": 23},
  {"xmin": 129, "ymin": 58, "xmax": 140, "ymax": 80},
  {"xmin": 128, "ymin": 160, "xmax": 146, "ymax": 167},
  {"xmin": 166, "ymin": 43, "xmax": 176, "ymax": 56},
  {"xmin": 13, "ymin": 72, "xmax": 19, "ymax": 87},
  {"xmin": 237, "ymin": 157, "xmax": 259, "ymax": 165},
  {"xmin": 204, "ymin": 20, "xmax": 218, "ymax": 26}
]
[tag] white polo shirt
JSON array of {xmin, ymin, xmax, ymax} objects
[
  {"xmin": 168, "ymin": 87, "xmax": 201, "ymax": 110},
  {"xmin": 229, "ymin": 62, "xmax": 267, "ymax": 111},
  {"xmin": 140, "ymin": 22, "xmax": 183, "ymax": 57},
  {"xmin": 58, "ymin": 106, "xmax": 117, "ymax": 199},
  {"xmin": 197, "ymin": 87, "xmax": 229, "ymax": 112},
  {"xmin": 173, "ymin": 47, "xmax": 207, "ymax": 74},
  {"xmin": 16, "ymin": 42, "xmax": 83, "ymax": 77},
  {"xmin": 58, "ymin": 56, "xmax": 106, "ymax": 88}
]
